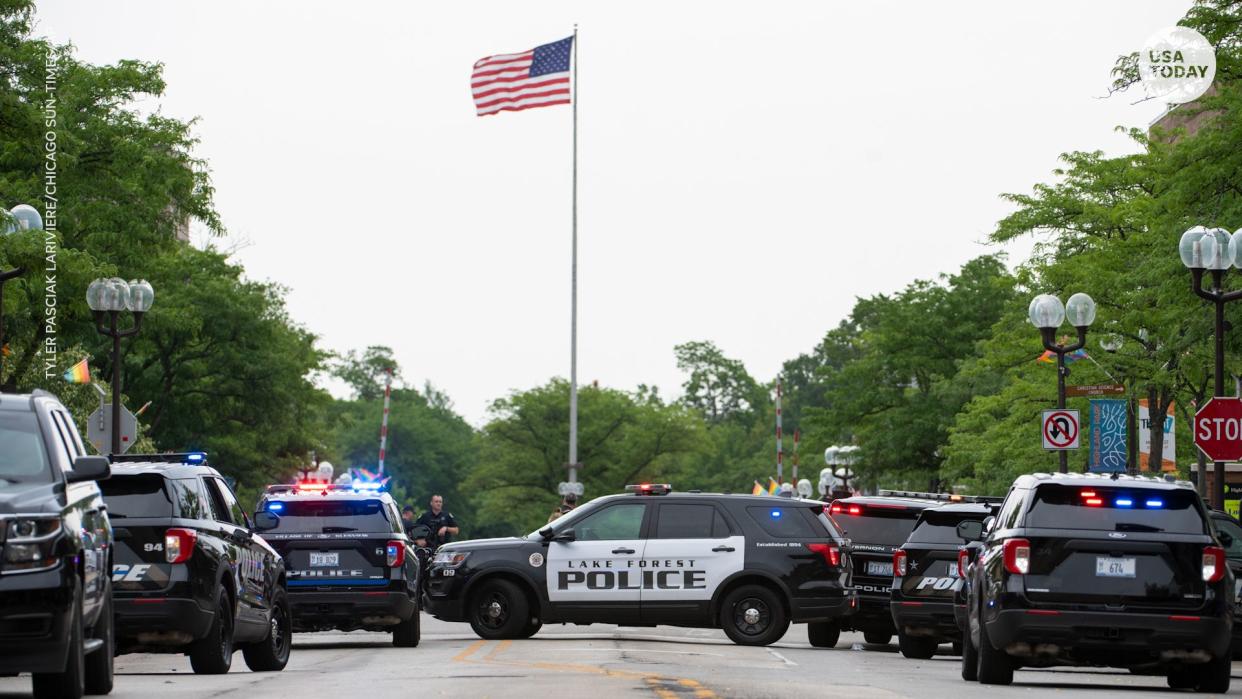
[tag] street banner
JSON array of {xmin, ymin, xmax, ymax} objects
[
  {"xmin": 1089, "ymin": 399, "xmax": 1127, "ymax": 473},
  {"xmin": 1138, "ymin": 399, "xmax": 1176, "ymax": 472}
]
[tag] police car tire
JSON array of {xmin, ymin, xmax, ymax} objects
[
  {"xmin": 84, "ymin": 582, "xmax": 115, "ymax": 694},
  {"xmin": 393, "ymin": 610, "xmax": 421, "ymax": 647},
  {"xmin": 719, "ymin": 585, "xmax": 789, "ymax": 647},
  {"xmin": 32, "ymin": 586, "xmax": 85, "ymax": 699},
  {"xmin": 897, "ymin": 632, "xmax": 937, "ymax": 659},
  {"xmin": 1194, "ymin": 652, "xmax": 1231, "ymax": 694},
  {"xmin": 863, "ymin": 631, "xmax": 891, "ymax": 645},
  {"xmin": 975, "ymin": 617, "xmax": 1012, "ymax": 685},
  {"xmin": 515, "ymin": 617, "xmax": 542, "ymax": 640},
  {"xmin": 468, "ymin": 579, "xmax": 529, "ymax": 640},
  {"xmin": 190, "ymin": 590, "xmax": 234, "ymax": 675},
  {"xmin": 243, "ymin": 588, "xmax": 291, "ymax": 671},
  {"xmin": 960, "ymin": 633, "xmax": 979, "ymax": 681},
  {"xmin": 807, "ymin": 621, "xmax": 839, "ymax": 648}
]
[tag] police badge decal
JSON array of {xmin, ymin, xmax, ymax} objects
[{"xmin": 529, "ymin": 552, "xmax": 545, "ymax": 568}]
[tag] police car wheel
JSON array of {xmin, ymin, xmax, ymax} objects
[
  {"xmin": 84, "ymin": 582, "xmax": 114, "ymax": 694},
  {"xmin": 863, "ymin": 631, "xmax": 891, "ymax": 645},
  {"xmin": 960, "ymin": 634, "xmax": 978, "ymax": 681},
  {"xmin": 897, "ymin": 632, "xmax": 937, "ymax": 659},
  {"xmin": 975, "ymin": 616, "xmax": 1012, "ymax": 685},
  {"xmin": 190, "ymin": 590, "xmax": 234, "ymax": 675},
  {"xmin": 515, "ymin": 617, "xmax": 542, "ymax": 639},
  {"xmin": 243, "ymin": 588, "xmax": 291, "ymax": 671},
  {"xmin": 393, "ymin": 610, "xmax": 421, "ymax": 647},
  {"xmin": 1194, "ymin": 652, "xmax": 1232, "ymax": 694},
  {"xmin": 32, "ymin": 586, "xmax": 85, "ymax": 699},
  {"xmin": 719, "ymin": 585, "xmax": 789, "ymax": 647},
  {"xmin": 468, "ymin": 579, "xmax": 529, "ymax": 640},
  {"xmin": 807, "ymin": 621, "xmax": 840, "ymax": 648}
]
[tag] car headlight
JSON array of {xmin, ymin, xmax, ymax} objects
[
  {"xmin": 433, "ymin": 550, "xmax": 469, "ymax": 568},
  {"xmin": 2, "ymin": 518, "xmax": 61, "ymax": 573}
]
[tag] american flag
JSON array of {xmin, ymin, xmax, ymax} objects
[{"xmin": 472, "ymin": 36, "xmax": 573, "ymax": 117}]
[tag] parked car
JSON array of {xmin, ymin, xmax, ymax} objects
[
  {"xmin": 961, "ymin": 473, "xmax": 1232, "ymax": 693},
  {"xmin": 0, "ymin": 391, "xmax": 114, "ymax": 699}
]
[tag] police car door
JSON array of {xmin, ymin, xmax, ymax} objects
[
  {"xmin": 546, "ymin": 501, "xmax": 648, "ymax": 623},
  {"xmin": 641, "ymin": 502, "xmax": 744, "ymax": 623}
]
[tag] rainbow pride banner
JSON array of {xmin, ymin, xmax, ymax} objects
[{"xmin": 63, "ymin": 359, "xmax": 91, "ymax": 384}]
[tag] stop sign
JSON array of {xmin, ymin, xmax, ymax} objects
[{"xmin": 1194, "ymin": 397, "xmax": 1242, "ymax": 462}]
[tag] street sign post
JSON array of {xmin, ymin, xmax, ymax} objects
[
  {"xmin": 1194, "ymin": 397, "xmax": 1242, "ymax": 462},
  {"xmin": 87, "ymin": 405, "xmax": 137, "ymax": 455},
  {"xmin": 1042, "ymin": 409, "xmax": 1080, "ymax": 451}
]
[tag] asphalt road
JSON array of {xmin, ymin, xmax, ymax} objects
[{"xmin": 2, "ymin": 616, "xmax": 1239, "ymax": 698}]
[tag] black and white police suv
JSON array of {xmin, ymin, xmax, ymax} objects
[
  {"xmin": 962, "ymin": 473, "xmax": 1233, "ymax": 692},
  {"xmin": 425, "ymin": 484, "xmax": 857, "ymax": 647},
  {"xmin": 103, "ymin": 454, "xmax": 291, "ymax": 674},
  {"xmin": 0, "ymin": 391, "xmax": 114, "ymax": 699},
  {"xmin": 825, "ymin": 492, "xmax": 941, "ymax": 646},
  {"xmin": 256, "ymin": 481, "xmax": 421, "ymax": 647},
  {"xmin": 890, "ymin": 500, "xmax": 997, "ymax": 659}
]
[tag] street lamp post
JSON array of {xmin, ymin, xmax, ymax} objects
[
  {"xmin": 1179, "ymin": 226, "xmax": 1241, "ymax": 509},
  {"xmin": 86, "ymin": 278, "xmax": 154, "ymax": 455},
  {"xmin": 0, "ymin": 205, "xmax": 44, "ymax": 384},
  {"xmin": 1029, "ymin": 292, "xmax": 1097, "ymax": 473}
]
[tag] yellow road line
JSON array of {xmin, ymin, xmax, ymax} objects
[
  {"xmin": 483, "ymin": 639, "xmax": 512, "ymax": 661},
  {"xmin": 452, "ymin": 639, "xmax": 487, "ymax": 662}
]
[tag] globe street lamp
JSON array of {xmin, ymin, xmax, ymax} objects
[
  {"xmin": 1029, "ymin": 292, "xmax": 1096, "ymax": 473},
  {"xmin": 1180, "ymin": 225, "xmax": 1242, "ymax": 509},
  {"xmin": 86, "ymin": 278, "xmax": 154, "ymax": 455},
  {"xmin": 0, "ymin": 205, "xmax": 43, "ymax": 384}
]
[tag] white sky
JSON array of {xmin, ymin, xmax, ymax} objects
[{"xmin": 34, "ymin": 1, "xmax": 1190, "ymax": 425}]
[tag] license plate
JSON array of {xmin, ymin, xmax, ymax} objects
[
  {"xmin": 948, "ymin": 562, "xmax": 959, "ymax": 578},
  {"xmin": 1096, "ymin": 556, "xmax": 1135, "ymax": 578},
  {"xmin": 867, "ymin": 561, "xmax": 893, "ymax": 577},
  {"xmin": 309, "ymin": 552, "xmax": 339, "ymax": 567}
]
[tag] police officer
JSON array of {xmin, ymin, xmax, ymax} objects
[
  {"xmin": 401, "ymin": 505, "xmax": 418, "ymax": 536},
  {"xmin": 414, "ymin": 494, "xmax": 458, "ymax": 549}
]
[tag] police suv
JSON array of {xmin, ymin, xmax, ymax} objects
[
  {"xmin": 0, "ymin": 391, "xmax": 114, "ymax": 699},
  {"xmin": 102, "ymin": 454, "xmax": 291, "ymax": 674},
  {"xmin": 425, "ymin": 484, "xmax": 857, "ymax": 647},
  {"xmin": 256, "ymin": 481, "xmax": 421, "ymax": 647}
]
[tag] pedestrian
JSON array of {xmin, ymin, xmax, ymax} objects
[
  {"xmin": 414, "ymin": 494, "xmax": 458, "ymax": 549},
  {"xmin": 547, "ymin": 493, "xmax": 577, "ymax": 523}
]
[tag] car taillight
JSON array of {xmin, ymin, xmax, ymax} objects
[
  {"xmin": 1203, "ymin": 545, "xmax": 1226, "ymax": 583},
  {"xmin": 893, "ymin": 549, "xmax": 907, "ymax": 577},
  {"xmin": 165, "ymin": 528, "xmax": 197, "ymax": 564},
  {"xmin": 1002, "ymin": 538, "xmax": 1030, "ymax": 575},
  {"xmin": 806, "ymin": 543, "xmax": 841, "ymax": 567},
  {"xmin": 957, "ymin": 547, "xmax": 970, "ymax": 578},
  {"xmin": 387, "ymin": 540, "xmax": 405, "ymax": 567}
]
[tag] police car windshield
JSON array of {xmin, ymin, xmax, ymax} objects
[
  {"xmin": 0, "ymin": 412, "xmax": 51, "ymax": 483},
  {"xmin": 1026, "ymin": 485, "xmax": 1206, "ymax": 534},
  {"xmin": 268, "ymin": 499, "xmax": 394, "ymax": 534},
  {"xmin": 830, "ymin": 507, "xmax": 920, "ymax": 545},
  {"xmin": 906, "ymin": 511, "xmax": 982, "ymax": 544}
]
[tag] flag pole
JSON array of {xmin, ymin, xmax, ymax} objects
[{"xmin": 568, "ymin": 25, "xmax": 580, "ymax": 486}]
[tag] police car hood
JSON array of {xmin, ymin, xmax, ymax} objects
[
  {"xmin": 0, "ymin": 481, "xmax": 61, "ymax": 515},
  {"xmin": 439, "ymin": 536, "xmax": 526, "ymax": 551}
]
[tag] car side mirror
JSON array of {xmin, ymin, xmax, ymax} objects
[
  {"xmin": 956, "ymin": 520, "xmax": 984, "ymax": 542},
  {"xmin": 1220, "ymin": 531, "xmax": 1235, "ymax": 548},
  {"xmin": 981, "ymin": 516, "xmax": 996, "ymax": 534},
  {"xmin": 252, "ymin": 511, "xmax": 279, "ymax": 531},
  {"xmin": 67, "ymin": 455, "xmax": 110, "ymax": 483},
  {"xmin": 552, "ymin": 528, "xmax": 577, "ymax": 543}
]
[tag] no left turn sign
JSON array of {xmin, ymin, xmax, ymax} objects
[{"xmin": 1042, "ymin": 409, "xmax": 1080, "ymax": 451}]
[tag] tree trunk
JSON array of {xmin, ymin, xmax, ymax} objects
[{"xmin": 1146, "ymin": 386, "xmax": 1164, "ymax": 475}]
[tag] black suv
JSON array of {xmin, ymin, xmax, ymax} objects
[
  {"xmin": 256, "ymin": 482, "xmax": 421, "ymax": 647},
  {"xmin": 826, "ymin": 492, "xmax": 939, "ymax": 645},
  {"xmin": 1208, "ymin": 509, "xmax": 1242, "ymax": 657},
  {"xmin": 962, "ymin": 473, "xmax": 1233, "ymax": 692},
  {"xmin": 102, "ymin": 454, "xmax": 291, "ymax": 674},
  {"xmin": 0, "ymin": 391, "xmax": 113, "ymax": 699},
  {"xmin": 890, "ymin": 501, "xmax": 997, "ymax": 658},
  {"xmin": 425, "ymin": 484, "xmax": 857, "ymax": 647}
]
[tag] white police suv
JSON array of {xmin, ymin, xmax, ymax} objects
[{"xmin": 424, "ymin": 484, "xmax": 857, "ymax": 646}]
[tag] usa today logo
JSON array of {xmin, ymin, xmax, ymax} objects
[{"xmin": 1139, "ymin": 26, "xmax": 1216, "ymax": 104}]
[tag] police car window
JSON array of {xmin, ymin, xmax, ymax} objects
[
  {"xmin": 829, "ymin": 509, "xmax": 918, "ymax": 544},
  {"xmin": 1214, "ymin": 517, "xmax": 1242, "ymax": 561},
  {"xmin": 170, "ymin": 478, "xmax": 208, "ymax": 520},
  {"xmin": 201, "ymin": 477, "xmax": 227, "ymax": 522},
  {"xmin": 746, "ymin": 506, "xmax": 817, "ymax": 538},
  {"xmin": 215, "ymin": 479, "xmax": 251, "ymax": 528},
  {"xmin": 907, "ymin": 511, "xmax": 981, "ymax": 544},
  {"xmin": 656, "ymin": 504, "xmax": 721, "ymax": 539},
  {"xmin": 712, "ymin": 509, "xmax": 734, "ymax": 537},
  {"xmin": 0, "ymin": 411, "xmax": 52, "ymax": 482},
  {"xmin": 574, "ymin": 504, "xmax": 645, "ymax": 541},
  {"xmin": 1025, "ymin": 485, "xmax": 1206, "ymax": 534},
  {"xmin": 268, "ymin": 499, "xmax": 395, "ymax": 534},
  {"xmin": 998, "ymin": 490, "xmax": 1023, "ymax": 530},
  {"xmin": 99, "ymin": 475, "xmax": 173, "ymax": 518}
]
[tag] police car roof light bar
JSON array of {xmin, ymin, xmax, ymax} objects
[
  {"xmin": 625, "ymin": 483, "xmax": 671, "ymax": 495},
  {"xmin": 111, "ymin": 452, "xmax": 210, "ymax": 465},
  {"xmin": 876, "ymin": 489, "xmax": 1003, "ymax": 504}
]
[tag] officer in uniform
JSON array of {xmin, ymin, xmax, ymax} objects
[{"xmin": 414, "ymin": 494, "xmax": 458, "ymax": 549}]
